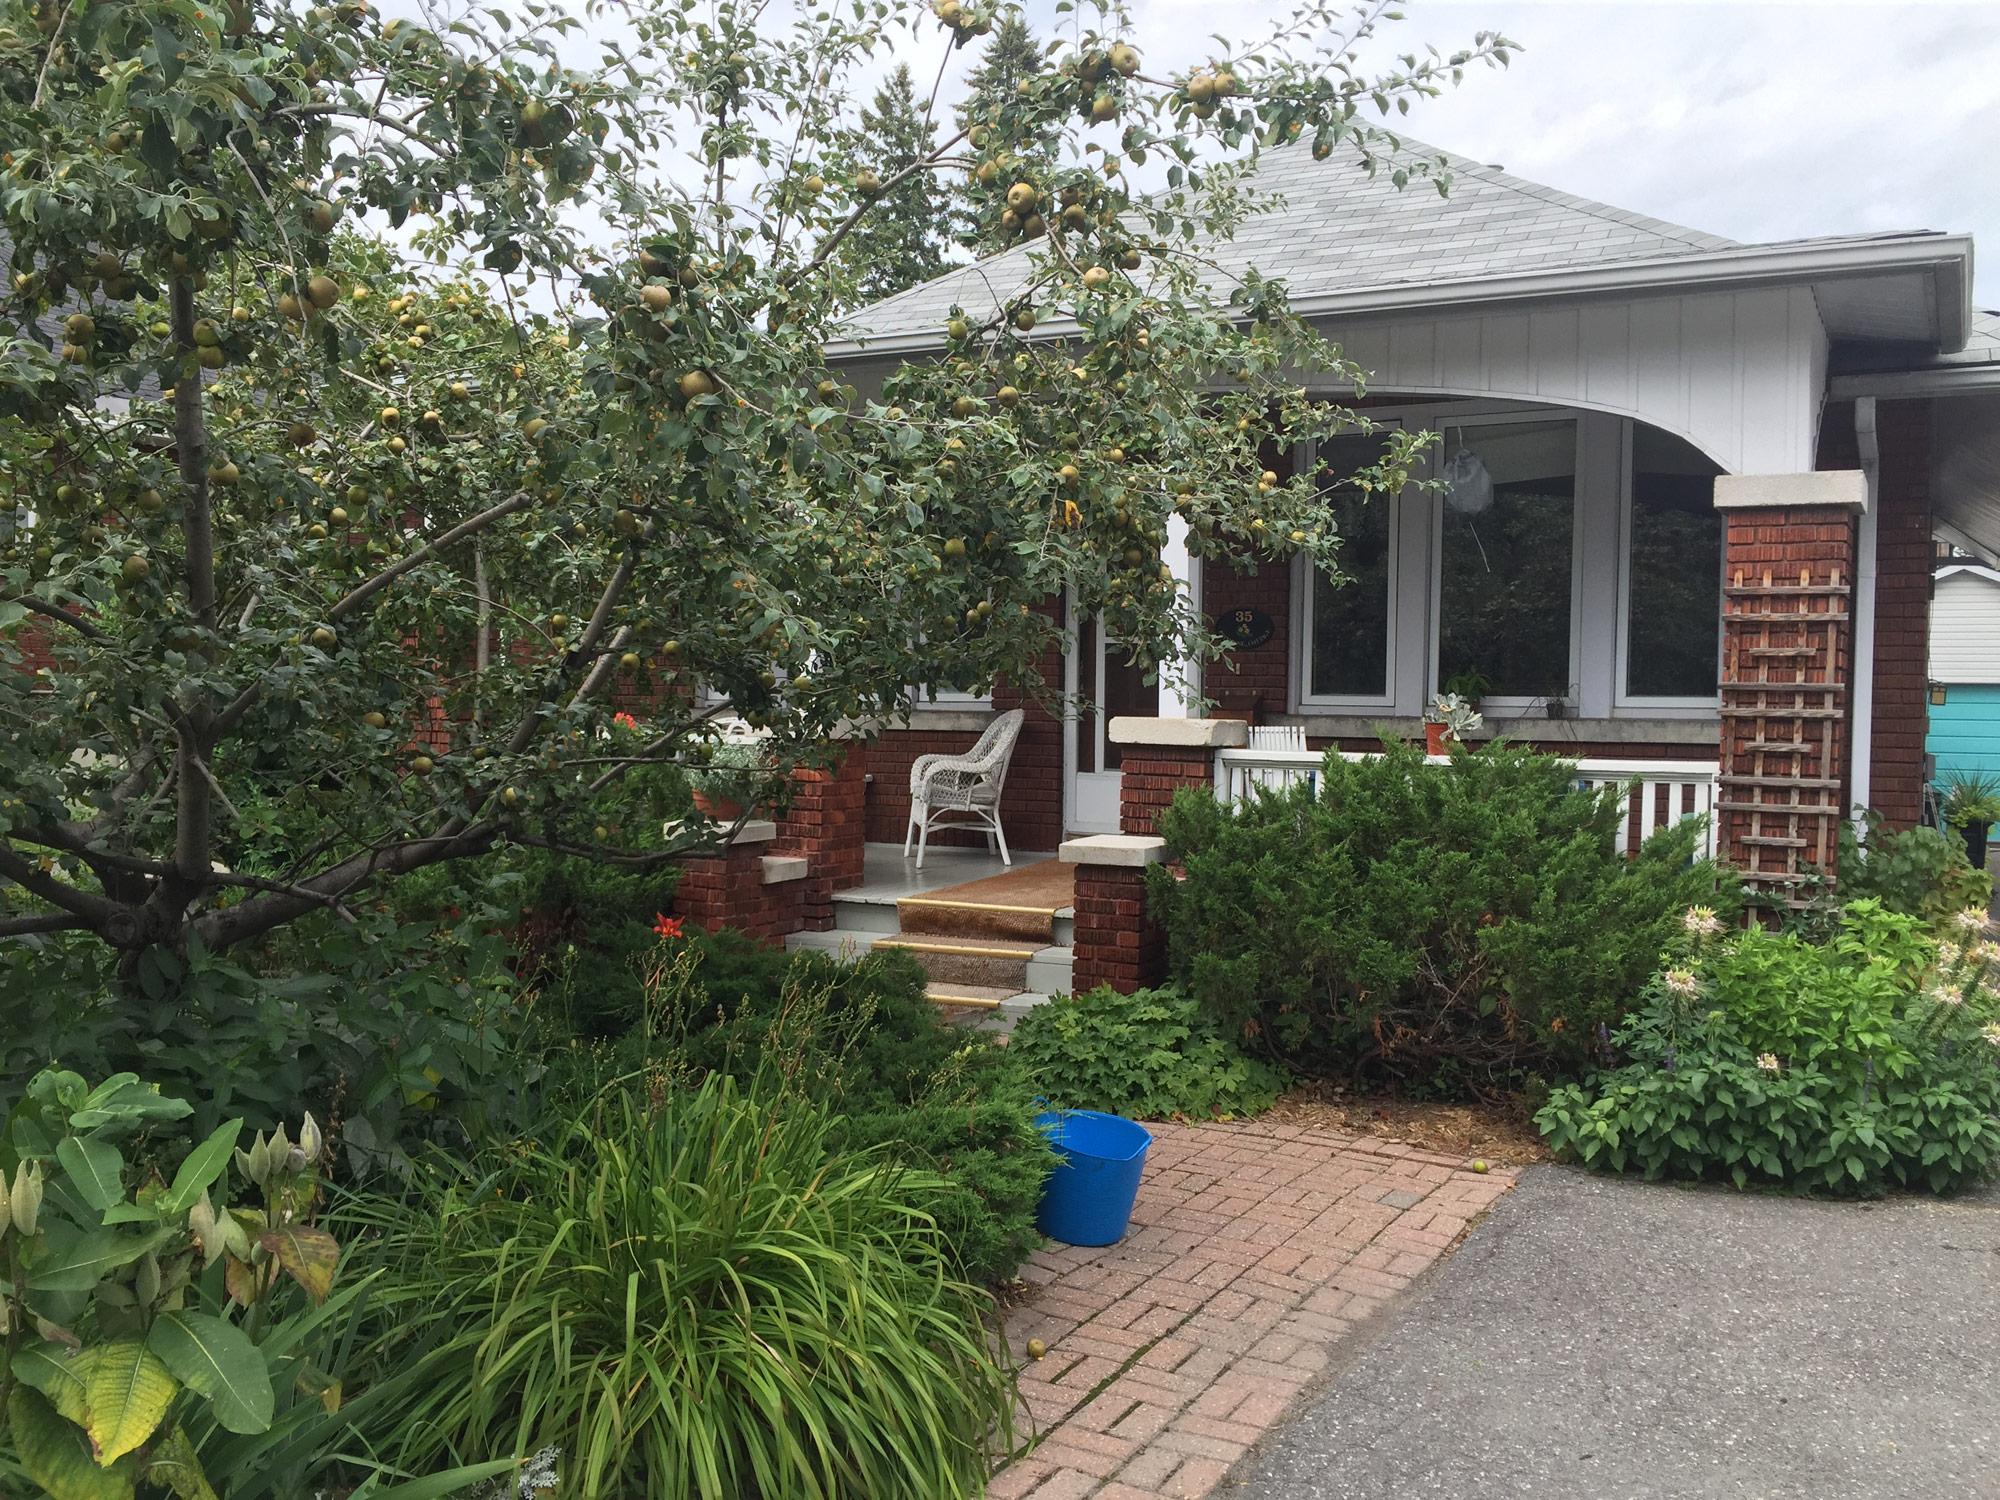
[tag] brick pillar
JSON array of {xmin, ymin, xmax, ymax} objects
[
  {"xmin": 1867, "ymin": 400, "xmax": 1933, "ymax": 830},
  {"xmin": 1064, "ymin": 837, "xmax": 1168, "ymax": 995},
  {"xmin": 1108, "ymin": 716, "xmax": 1247, "ymax": 836},
  {"xmin": 673, "ymin": 821, "xmax": 806, "ymax": 947},
  {"xmin": 770, "ymin": 743, "xmax": 867, "ymax": 931},
  {"xmin": 1713, "ymin": 472, "xmax": 1866, "ymax": 908}
]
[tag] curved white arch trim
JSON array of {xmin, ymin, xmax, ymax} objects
[{"xmin": 1304, "ymin": 286, "xmax": 1829, "ymax": 477}]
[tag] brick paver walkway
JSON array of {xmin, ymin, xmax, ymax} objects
[{"xmin": 994, "ymin": 1121, "xmax": 1517, "ymax": 1500}]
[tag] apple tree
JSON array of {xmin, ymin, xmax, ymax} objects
[{"xmin": 0, "ymin": 0, "xmax": 1509, "ymax": 984}]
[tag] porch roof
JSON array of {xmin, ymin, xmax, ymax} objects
[{"xmin": 827, "ymin": 141, "xmax": 1973, "ymax": 361}]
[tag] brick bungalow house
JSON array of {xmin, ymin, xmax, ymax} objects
[{"xmin": 795, "ymin": 140, "xmax": 1998, "ymax": 953}]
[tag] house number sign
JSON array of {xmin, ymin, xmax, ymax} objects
[{"xmin": 1216, "ymin": 607, "xmax": 1274, "ymax": 650}]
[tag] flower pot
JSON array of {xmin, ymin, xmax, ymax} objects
[
  {"xmin": 692, "ymin": 787, "xmax": 745, "ymax": 821},
  {"xmin": 1959, "ymin": 820, "xmax": 1992, "ymax": 871},
  {"xmin": 1424, "ymin": 722, "xmax": 1449, "ymax": 756}
]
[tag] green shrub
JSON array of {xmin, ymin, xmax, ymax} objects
[
  {"xmin": 586, "ymin": 930, "xmax": 1053, "ymax": 1284},
  {"xmin": 343, "ymin": 1073, "xmax": 1020, "ymax": 1500},
  {"xmin": 0, "ymin": 911, "xmax": 535, "ymax": 1180},
  {"xmin": 1536, "ymin": 900, "xmax": 2000, "ymax": 1192},
  {"xmin": 1836, "ymin": 810, "xmax": 1992, "ymax": 922},
  {"xmin": 1010, "ymin": 985, "xmax": 1288, "ymax": 1119},
  {"xmin": 1150, "ymin": 741, "xmax": 1737, "ymax": 1091}
]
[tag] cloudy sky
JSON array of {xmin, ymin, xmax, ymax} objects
[{"xmin": 1127, "ymin": 0, "xmax": 2000, "ymax": 306}]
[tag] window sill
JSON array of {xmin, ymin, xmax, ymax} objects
[{"xmin": 1280, "ymin": 713, "xmax": 1720, "ymax": 746}]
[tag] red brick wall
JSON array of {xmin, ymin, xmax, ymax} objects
[
  {"xmin": 769, "ymin": 745, "xmax": 867, "ymax": 931},
  {"xmin": 672, "ymin": 841, "xmax": 804, "ymax": 946},
  {"xmin": 1070, "ymin": 863, "xmax": 1166, "ymax": 995},
  {"xmin": 1204, "ymin": 556, "xmax": 1291, "ymax": 716},
  {"xmin": 1868, "ymin": 401, "xmax": 1933, "ymax": 830},
  {"xmin": 1118, "ymin": 743, "xmax": 1215, "ymax": 836}
]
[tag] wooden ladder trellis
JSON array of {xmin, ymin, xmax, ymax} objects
[{"xmin": 1718, "ymin": 564, "xmax": 1850, "ymax": 907}]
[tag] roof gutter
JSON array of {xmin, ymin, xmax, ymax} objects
[
  {"xmin": 1830, "ymin": 362, "xmax": 2000, "ymax": 400},
  {"xmin": 826, "ymin": 233, "xmax": 1974, "ymax": 364},
  {"xmin": 1850, "ymin": 397, "xmax": 1879, "ymax": 830},
  {"xmin": 1282, "ymin": 234, "xmax": 1974, "ymax": 349}
]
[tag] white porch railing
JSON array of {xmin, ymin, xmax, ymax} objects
[{"xmin": 1213, "ymin": 747, "xmax": 1720, "ymax": 859}]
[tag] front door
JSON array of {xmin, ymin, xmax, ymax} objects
[{"xmin": 1065, "ymin": 599, "xmax": 1159, "ymax": 834}]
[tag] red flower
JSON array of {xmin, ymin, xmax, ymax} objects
[
  {"xmin": 614, "ymin": 712, "xmax": 640, "ymax": 730},
  {"xmin": 653, "ymin": 913, "xmax": 684, "ymax": 939}
]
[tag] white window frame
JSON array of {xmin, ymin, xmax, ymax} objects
[
  {"xmin": 1426, "ymin": 411, "xmax": 1585, "ymax": 720},
  {"xmin": 1613, "ymin": 417, "xmax": 1726, "ymax": 714},
  {"xmin": 1293, "ymin": 424, "xmax": 1404, "ymax": 712}
]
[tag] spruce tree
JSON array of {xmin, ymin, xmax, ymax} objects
[{"xmin": 837, "ymin": 64, "xmax": 952, "ymax": 304}]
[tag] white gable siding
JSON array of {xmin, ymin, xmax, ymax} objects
[
  {"xmin": 1311, "ymin": 286, "xmax": 1827, "ymax": 476},
  {"xmin": 1931, "ymin": 570, "xmax": 2000, "ymax": 683}
]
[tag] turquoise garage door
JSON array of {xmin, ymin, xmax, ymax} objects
[{"xmin": 1928, "ymin": 684, "xmax": 2000, "ymax": 781}]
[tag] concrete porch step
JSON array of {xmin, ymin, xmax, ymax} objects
[
  {"xmin": 872, "ymin": 933, "xmax": 1044, "ymax": 990},
  {"xmin": 923, "ymin": 981, "xmax": 1018, "ymax": 1009},
  {"xmin": 898, "ymin": 896, "xmax": 1047, "ymax": 943}
]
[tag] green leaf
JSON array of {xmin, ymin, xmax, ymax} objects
[
  {"xmin": 72, "ymin": 1339, "xmax": 180, "ymax": 1465},
  {"xmin": 12, "ymin": 1341, "xmax": 87, "ymax": 1406},
  {"xmin": 258, "ymin": 1224, "xmax": 341, "ymax": 1304},
  {"xmin": 143, "ymin": 1424, "xmax": 220, "ymax": 1500},
  {"xmin": 29, "ymin": 1226, "xmax": 172, "ymax": 1292},
  {"xmin": 363, "ymin": 1457, "xmax": 527, "ymax": 1500},
  {"xmin": 58, "ymin": 1135, "xmax": 127, "ymax": 1213},
  {"xmin": 7, "ymin": 1387, "xmax": 138, "ymax": 1500},
  {"xmin": 148, "ymin": 1311, "xmax": 275, "ymax": 1436},
  {"xmin": 161, "ymin": 1119, "xmax": 242, "ymax": 1215}
]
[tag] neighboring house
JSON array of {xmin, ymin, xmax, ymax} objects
[
  {"xmin": 1927, "ymin": 563, "xmax": 2000, "ymax": 781},
  {"xmin": 828, "ymin": 140, "xmax": 2000, "ymax": 900}
]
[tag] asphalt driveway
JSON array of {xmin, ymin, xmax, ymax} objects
[{"xmin": 1240, "ymin": 1166, "xmax": 2000, "ymax": 1499}]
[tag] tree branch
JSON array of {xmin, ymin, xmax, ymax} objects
[
  {"xmin": 191, "ymin": 823, "xmax": 500, "ymax": 951},
  {"xmin": 4, "ymin": 596, "xmax": 108, "ymax": 643},
  {"xmin": 0, "ymin": 911, "xmax": 88, "ymax": 937},
  {"xmin": 0, "ymin": 841, "xmax": 122, "ymax": 926},
  {"xmin": 792, "ymin": 128, "xmax": 967, "ymax": 283},
  {"xmin": 212, "ymin": 489, "xmax": 535, "ymax": 737}
]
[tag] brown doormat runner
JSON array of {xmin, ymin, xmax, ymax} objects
[{"xmin": 897, "ymin": 858, "xmax": 1075, "ymax": 943}]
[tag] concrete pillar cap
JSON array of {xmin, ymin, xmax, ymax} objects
[
  {"xmin": 1108, "ymin": 717, "xmax": 1247, "ymax": 748},
  {"xmin": 1060, "ymin": 834, "xmax": 1169, "ymax": 866},
  {"xmin": 1713, "ymin": 471, "xmax": 1867, "ymax": 512}
]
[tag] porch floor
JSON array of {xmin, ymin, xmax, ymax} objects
[{"xmin": 839, "ymin": 841, "xmax": 1059, "ymax": 907}]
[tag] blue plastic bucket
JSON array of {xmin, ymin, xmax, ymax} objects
[{"xmin": 1035, "ymin": 1109, "xmax": 1153, "ymax": 1246}]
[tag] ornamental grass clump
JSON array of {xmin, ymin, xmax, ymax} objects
[
  {"xmin": 343, "ymin": 1070, "xmax": 1019, "ymax": 1500},
  {"xmin": 1536, "ymin": 900, "xmax": 2000, "ymax": 1192}
]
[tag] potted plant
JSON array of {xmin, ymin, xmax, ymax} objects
[
  {"xmin": 690, "ymin": 739, "xmax": 769, "ymax": 821},
  {"xmin": 1423, "ymin": 692, "xmax": 1483, "ymax": 755},
  {"xmin": 1442, "ymin": 667, "xmax": 1491, "ymax": 713},
  {"xmin": 1939, "ymin": 769, "xmax": 2000, "ymax": 870}
]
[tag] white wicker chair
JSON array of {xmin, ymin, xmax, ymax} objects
[{"xmin": 903, "ymin": 708, "xmax": 1026, "ymax": 869}]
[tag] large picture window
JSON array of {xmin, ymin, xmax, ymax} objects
[
  {"xmin": 1625, "ymin": 426, "xmax": 1722, "ymax": 699},
  {"xmin": 1436, "ymin": 419, "xmax": 1577, "ymax": 701},
  {"xmin": 1305, "ymin": 432, "xmax": 1396, "ymax": 700}
]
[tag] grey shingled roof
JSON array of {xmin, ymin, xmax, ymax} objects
[{"xmin": 835, "ymin": 140, "xmax": 1742, "ymax": 345}]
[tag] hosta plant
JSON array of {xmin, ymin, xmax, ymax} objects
[{"xmin": 0, "ymin": 1067, "xmax": 512, "ymax": 1500}]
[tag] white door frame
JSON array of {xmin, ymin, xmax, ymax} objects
[{"xmin": 1063, "ymin": 588, "xmax": 1123, "ymax": 835}]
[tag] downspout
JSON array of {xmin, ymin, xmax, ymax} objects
[{"xmin": 1851, "ymin": 397, "xmax": 1880, "ymax": 833}]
